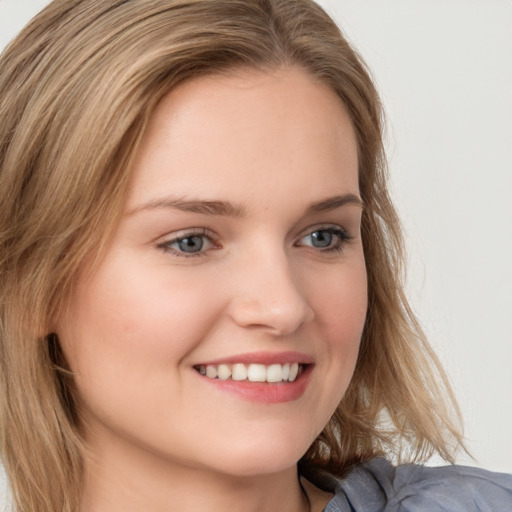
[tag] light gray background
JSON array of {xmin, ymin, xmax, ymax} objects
[{"xmin": 1, "ymin": 0, "xmax": 511, "ymax": 507}]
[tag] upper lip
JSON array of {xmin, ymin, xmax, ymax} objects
[{"xmin": 195, "ymin": 351, "xmax": 314, "ymax": 366}]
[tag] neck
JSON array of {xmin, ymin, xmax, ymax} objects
[{"xmin": 80, "ymin": 435, "xmax": 310, "ymax": 512}]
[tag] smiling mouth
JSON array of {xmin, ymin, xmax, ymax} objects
[{"xmin": 193, "ymin": 362, "xmax": 308, "ymax": 383}]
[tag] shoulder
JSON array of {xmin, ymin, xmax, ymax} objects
[{"xmin": 320, "ymin": 458, "xmax": 512, "ymax": 512}]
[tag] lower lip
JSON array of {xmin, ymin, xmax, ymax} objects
[{"xmin": 198, "ymin": 365, "xmax": 313, "ymax": 404}]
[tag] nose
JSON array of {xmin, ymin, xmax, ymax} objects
[{"xmin": 226, "ymin": 247, "xmax": 315, "ymax": 336}]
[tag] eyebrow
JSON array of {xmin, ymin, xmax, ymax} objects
[
  {"xmin": 305, "ymin": 194, "xmax": 363, "ymax": 214},
  {"xmin": 127, "ymin": 197, "xmax": 247, "ymax": 217},
  {"xmin": 126, "ymin": 193, "xmax": 363, "ymax": 217}
]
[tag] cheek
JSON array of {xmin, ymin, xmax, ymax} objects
[
  {"xmin": 55, "ymin": 262, "xmax": 228, "ymax": 435},
  {"xmin": 64, "ymin": 266, "xmax": 219, "ymax": 357},
  {"xmin": 310, "ymin": 257, "xmax": 367, "ymax": 386},
  {"xmin": 314, "ymin": 257, "xmax": 367, "ymax": 342},
  {"xmin": 284, "ymin": 256, "xmax": 367, "ymax": 444},
  {"xmin": 55, "ymin": 261, "xmax": 230, "ymax": 417}
]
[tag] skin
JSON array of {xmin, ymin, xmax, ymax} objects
[{"xmin": 56, "ymin": 66, "xmax": 367, "ymax": 512}]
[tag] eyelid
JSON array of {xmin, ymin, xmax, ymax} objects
[
  {"xmin": 155, "ymin": 227, "xmax": 220, "ymax": 257},
  {"xmin": 295, "ymin": 224, "xmax": 353, "ymax": 251},
  {"xmin": 295, "ymin": 223, "xmax": 350, "ymax": 240}
]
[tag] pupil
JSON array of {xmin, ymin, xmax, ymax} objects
[
  {"xmin": 312, "ymin": 230, "xmax": 332, "ymax": 248},
  {"xmin": 179, "ymin": 236, "xmax": 203, "ymax": 253}
]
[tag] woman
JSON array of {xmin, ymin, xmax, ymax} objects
[{"xmin": 0, "ymin": 1, "xmax": 511, "ymax": 511}]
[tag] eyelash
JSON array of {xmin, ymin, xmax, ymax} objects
[
  {"xmin": 156, "ymin": 228, "xmax": 219, "ymax": 258},
  {"xmin": 296, "ymin": 226, "xmax": 353, "ymax": 254},
  {"xmin": 156, "ymin": 226, "xmax": 353, "ymax": 258}
]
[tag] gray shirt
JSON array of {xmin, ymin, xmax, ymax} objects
[{"xmin": 315, "ymin": 458, "xmax": 512, "ymax": 511}]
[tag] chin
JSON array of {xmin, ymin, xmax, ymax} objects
[{"xmin": 198, "ymin": 436, "xmax": 313, "ymax": 478}]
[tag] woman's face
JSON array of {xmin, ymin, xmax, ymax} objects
[{"xmin": 56, "ymin": 66, "xmax": 367, "ymax": 477}]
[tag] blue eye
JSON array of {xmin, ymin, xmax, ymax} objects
[
  {"xmin": 309, "ymin": 230, "xmax": 334, "ymax": 248},
  {"xmin": 157, "ymin": 230, "xmax": 216, "ymax": 257},
  {"xmin": 173, "ymin": 235, "xmax": 205, "ymax": 253},
  {"xmin": 298, "ymin": 227, "xmax": 351, "ymax": 252}
]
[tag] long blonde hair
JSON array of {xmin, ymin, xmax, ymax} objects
[{"xmin": 0, "ymin": 1, "xmax": 463, "ymax": 511}]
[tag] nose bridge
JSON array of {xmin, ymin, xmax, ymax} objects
[{"xmin": 227, "ymin": 240, "xmax": 314, "ymax": 335}]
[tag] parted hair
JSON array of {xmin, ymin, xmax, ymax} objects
[{"xmin": 0, "ymin": 1, "xmax": 463, "ymax": 511}]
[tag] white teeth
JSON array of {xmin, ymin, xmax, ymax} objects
[
  {"xmin": 266, "ymin": 364, "xmax": 283, "ymax": 383},
  {"xmin": 247, "ymin": 364, "xmax": 266, "ymax": 382},
  {"xmin": 232, "ymin": 363, "xmax": 248, "ymax": 381},
  {"xmin": 288, "ymin": 362, "xmax": 299, "ymax": 381},
  {"xmin": 281, "ymin": 363, "xmax": 290, "ymax": 381},
  {"xmin": 206, "ymin": 365, "xmax": 218, "ymax": 379},
  {"xmin": 217, "ymin": 364, "xmax": 231, "ymax": 381},
  {"xmin": 288, "ymin": 363, "xmax": 299, "ymax": 381},
  {"xmin": 197, "ymin": 362, "xmax": 305, "ymax": 383}
]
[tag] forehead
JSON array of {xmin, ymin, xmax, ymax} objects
[{"xmin": 126, "ymin": 66, "xmax": 359, "ymax": 210}]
